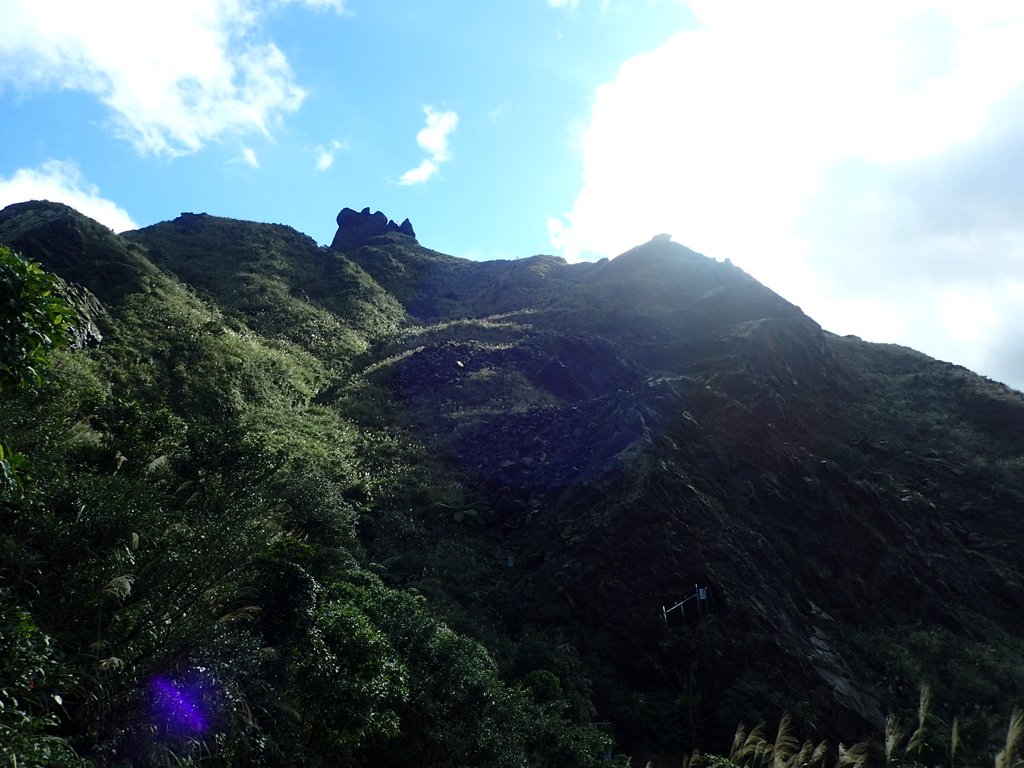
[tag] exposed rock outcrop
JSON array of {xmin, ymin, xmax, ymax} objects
[
  {"xmin": 55, "ymin": 278, "xmax": 107, "ymax": 348},
  {"xmin": 173, "ymin": 212, "xmax": 209, "ymax": 235},
  {"xmin": 329, "ymin": 206, "xmax": 416, "ymax": 250}
]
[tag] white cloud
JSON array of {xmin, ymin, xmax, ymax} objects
[
  {"xmin": 0, "ymin": 0, "xmax": 307, "ymax": 156},
  {"xmin": 241, "ymin": 146, "xmax": 260, "ymax": 168},
  {"xmin": 416, "ymin": 107, "xmax": 458, "ymax": 162},
  {"xmin": 549, "ymin": 0, "xmax": 1024, "ymax": 390},
  {"xmin": 0, "ymin": 160, "xmax": 138, "ymax": 233},
  {"xmin": 399, "ymin": 160, "xmax": 440, "ymax": 186},
  {"xmin": 276, "ymin": 0, "xmax": 347, "ymax": 11},
  {"xmin": 314, "ymin": 139, "xmax": 347, "ymax": 171},
  {"xmin": 398, "ymin": 106, "xmax": 458, "ymax": 186},
  {"xmin": 546, "ymin": 0, "xmax": 615, "ymax": 9}
]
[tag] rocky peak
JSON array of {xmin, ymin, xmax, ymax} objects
[{"xmin": 329, "ymin": 206, "xmax": 416, "ymax": 250}]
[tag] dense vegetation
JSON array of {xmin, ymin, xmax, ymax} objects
[
  {"xmin": 2, "ymin": 201, "xmax": 1023, "ymax": 766},
  {"xmin": 0, "ymin": 217, "xmax": 608, "ymax": 765}
]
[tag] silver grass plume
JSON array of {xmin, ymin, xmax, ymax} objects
[
  {"xmin": 950, "ymin": 716, "xmax": 960, "ymax": 768},
  {"xmin": 731, "ymin": 723, "xmax": 749, "ymax": 764},
  {"xmin": 995, "ymin": 708, "xmax": 1024, "ymax": 768},
  {"xmin": 772, "ymin": 713, "xmax": 799, "ymax": 768},
  {"xmin": 836, "ymin": 742, "xmax": 869, "ymax": 768},
  {"xmin": 906, "ymin": 682, "xmax": 932, "ymax": 760},
  {"xmin": 97, "ymin": 656, "xmax": 124, "ymax": 673},
  {"xmin": 744, "ymin": 723, "xmax": 768, "ymax": 766},
  {"xmin": 885, "ymin": 712, "xmax": 905, "ymax": 765},
  {"xmin": 790, "ymin": 740, "xmax": 813, "ymax": 768},
  {"xmin": 810, "ymin": 740, "xmax": 829, "ymax": 768},
  {"xmin": 102, "ymin": 575, "xmax": 134, "ymax": 600}
]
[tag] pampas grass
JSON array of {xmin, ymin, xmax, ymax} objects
[
  {"xmin": 905, "ymin": 682, "xmax": 932, "ymax": 761},
  {"xmin": 712, "ymin": 695, "xmax": 1021, "ymax": 768},
  {"xmin": 771, "ymin": 713, "xmax": 799, "ymax": 768},
  {"xmin": 950, "ymin": 715, "xmax": 960, "ymax": 768},
  {"xmin": 835, "ymin": 742, "xmax": 869, "ymax": 768},
  {"xmin": 885, "ymin": 712, "xmax": 905, "ymax": 766},
  {"xmin": 995, "ymin": 708, "xmax": 1023, "ymax": 768},
  {"xmin": 725, "ymin": 716, "xmax": 828, "ymax": 768},
  {"xmin": 102, "ymin": 574, "xmax": 134, "ymax": 600},
  {"xmin": 731, "ymin": 723, "xmax": 749, "ymax": 764}
]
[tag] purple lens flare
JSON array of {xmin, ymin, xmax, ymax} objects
[{"xmin": 151, "ymin": 676, "xmax": 207, "ymax": 734}]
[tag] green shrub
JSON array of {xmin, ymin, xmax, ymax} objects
[{"xmin": 0, "ymin": 245, "xmax": 74, "ymax": 394}]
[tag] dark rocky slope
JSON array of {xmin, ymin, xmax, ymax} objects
[{"xmin": 326, "ymin": 220, "xmax": 1024, "ymax": 756}]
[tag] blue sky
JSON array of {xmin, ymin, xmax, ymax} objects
[
  {"xmin": 0, "ymin": 0, "xmax": 692, "ymax": 256},
  {"xmin": 2, "ymin": 0, "xmax": 1024, "ymax": 391}
]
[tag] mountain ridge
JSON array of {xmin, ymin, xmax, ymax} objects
[{"xmin": 2, "ymin": 199, "xmax": 1023, "ymax": 766}]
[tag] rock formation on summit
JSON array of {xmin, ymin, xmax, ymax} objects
[{"xmin": 329, "ymin": 206, "xmax": 416, "ymax": 250}]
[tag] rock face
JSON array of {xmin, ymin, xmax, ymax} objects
[
  {"xmin": 329, "ymin": 206, "xmax": 416, "ymax": 250},
  {"xmin": 56, "ymin": 279, "xmax": 107, "ymax": 348},
  {"xmin": 173, "ymin": 212, "xmax": 209, "ymax": 235}
]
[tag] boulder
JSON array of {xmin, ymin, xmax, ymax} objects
[{"xmin": 330, "ymin": 206, "xmax": 416, "ymax": 250}]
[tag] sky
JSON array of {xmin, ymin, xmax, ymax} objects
[{"xmin": 1, "ymin": 0, "xmax": 1022, "ymax": 391}]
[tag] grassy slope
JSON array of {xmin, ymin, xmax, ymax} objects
[{"xmin": 0, "ymin": 203, "xmax": 610, "ymax": 767}]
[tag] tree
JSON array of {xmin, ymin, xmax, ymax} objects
[
  {"xmin": 0, "ymin": 246, "xmax": 75, "ymax": 491},
  {"xmin": 0, "ymin": 244, "xmax": 74, "ymax": 394}
]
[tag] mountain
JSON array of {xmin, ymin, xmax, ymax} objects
[{"xmin": 2, "ymin": 200, "xmax": 1023, "ymax": 767}]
